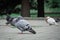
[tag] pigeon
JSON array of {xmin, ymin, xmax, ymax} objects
[
  {"xmin": 45, "ymin": 16, "xmax": 58, "ymax": 25},
  {"xmin": 6, "ymin": 16, "xmax": 36, "ymax": 34}
]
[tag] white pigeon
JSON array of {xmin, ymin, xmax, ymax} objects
[{"xmin": 45, "ymin": 16, "xmax": 58, "ymax": 25}]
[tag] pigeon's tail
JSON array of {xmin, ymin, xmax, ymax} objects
[
  {"xmin": 54, "ymin": 22, "xmax": 58, "ymax": 26},
  {"xmin": 55, "ymin": 18, "xmax": 60, "ymax": 22}
]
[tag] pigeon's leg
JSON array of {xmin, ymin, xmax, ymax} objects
[
  {"xmin": 49, "ymin": 24, "xmax": 52, "ymax": 26},
  {"xmin": 17, "ymin": 27, "xmax": 24, "ymax": 33},
  {"xmin": 20, "ymin": 31, "xmax": 24, "ymax": 34}
]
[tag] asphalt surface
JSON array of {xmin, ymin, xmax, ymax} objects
[{"xmin": 0, "ymin": 19, "xmax": 60, "ymax": 40}]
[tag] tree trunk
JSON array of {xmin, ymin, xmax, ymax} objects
[
  {"xmin": 37, "ymin": 0, "xmax": 44, "ymax": 17},
  {"xmin": 21, "ymin": 0, "xmax": 30, "ymax": 17}
]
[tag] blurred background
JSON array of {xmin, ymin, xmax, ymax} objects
[
  {"xmin": 44, "ymin": 0, "xmax": 60, "ymax": 17},
  {"xmin": 0, "ymin": 1, "xmax": 60, "ymax": 40},
  {"xmin": 0, "ymin": 0, "xmax": 60, "ymax": 19}
]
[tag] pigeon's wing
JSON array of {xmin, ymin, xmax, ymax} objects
[{"xmin": 47, "ymin": 18, "xmax": 55, "ymax": 24}]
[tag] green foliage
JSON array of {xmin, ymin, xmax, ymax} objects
[
  {"xmin": 15, "ymin": 4, "xmax": 21, "ymax": 9},
  {"xmin": 44, "ymin": 0, "xmax": 60, "ymax": 12},
  {"xmin": 30, "ymin": 0, "xmax": 38, "ymax": 9}
]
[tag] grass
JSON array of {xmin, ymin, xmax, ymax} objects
[
  {"xmin": 10, "ymin": 13, "xmax": 60, "ymax": 17},
  {"xmin": 0, "ymin": 9, "xmax": 60, "ymax": 18},
  {"xmin": 10, "ymin": 26, "xmax": 42, "ymax": 28}
]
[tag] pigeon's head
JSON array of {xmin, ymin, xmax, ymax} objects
[
  {"xmin": 46, "ymin": 16, "xmax": 51, "ymax": 19},
  {"xmin": 6, "ymin": 15, "xmax": 14, "ymax": 22},
  {"xmin": 46, "ymin": 16, "xmax": 50, "ymax": 19}
]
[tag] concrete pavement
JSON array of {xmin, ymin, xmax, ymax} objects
[{"xmin": 0, "ymin": 19, "xmax": 60, "ymax": 40}]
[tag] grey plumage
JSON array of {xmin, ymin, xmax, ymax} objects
[{"xmin": 6, "ymin": 16, "xmax": 32, "ymax": 32}]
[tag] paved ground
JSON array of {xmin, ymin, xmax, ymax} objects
[{"xmin": 0, "ymin": 19, "xmax": 60, "ymax": 40}]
